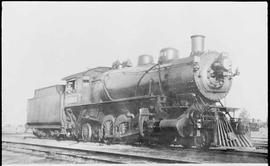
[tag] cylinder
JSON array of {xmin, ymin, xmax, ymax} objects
[
  {"xmin": 191, "ymin": 35, "xmax": 205, "ymax": 53},
  {"xmin": 159, "ymin": 119, "xmax": 178, "ymax": 130},
  {"xmin": 159, "ymin": 114, "xmax": 190, "ymax": 137}
]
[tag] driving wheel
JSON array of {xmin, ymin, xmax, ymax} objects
[{"xmin": 101, "ymin": 115, "xmax": 115, "ymax": 143}]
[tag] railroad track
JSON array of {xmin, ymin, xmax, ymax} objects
[
  {"xmin": 2, "ymin": 136, "xmax": 268, "ymax": 163},
  {"xmin": 251, "ymin": 137, "xmax": 268, "ymax": 149},
  {"xmin": 2, "ymin": 141, "xmax": 192, "ymax": 164},
  {"xmin": 9, "ymin": 136, "xmax": 269, "ymax": 156},
  {"xmin": 140, "ymin": 143, "xmax": 268, "ymax": 160}
]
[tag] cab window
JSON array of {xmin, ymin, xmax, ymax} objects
[
  {"xmin": 66, "ymin": 80, "xmax": 75, "ymax": 93},
  {"xmin": 82, "ymin": 76, "xmax": 90, "ymax": 87}
]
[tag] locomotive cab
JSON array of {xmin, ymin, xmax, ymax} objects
[{"xmin": 62, "ymin": 67, "xmax": 111, "ymax": 106}]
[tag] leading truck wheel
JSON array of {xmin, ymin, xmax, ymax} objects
[
  {"xmin": 179, "ymin": 136, "xmax": 193, "ymax": 148},
  {"xmin": 82, "ymin": 123, "xmax": 93, "ymax": 142},
  {"xmin": 157, "ymin": 133, "xmax": 177, "ymax": 146},
  {"xmin": 195, "ymin": 130, "xmax": 211, "ymax": 150}
]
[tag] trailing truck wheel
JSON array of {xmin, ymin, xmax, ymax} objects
[{"xmin": 82, "ymin": 123, "xmax": 93, "ymax": 142}]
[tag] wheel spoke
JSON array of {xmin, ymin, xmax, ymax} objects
[{"xmin": 103, "ymin": 120, "xmax": 113, "ymax": 137}]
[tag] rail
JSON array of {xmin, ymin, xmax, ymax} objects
[
  {"xmin": 2, "ymin": 140, "xmax": 193, "ymax": 164},
  {"xmin": 2, "ymin": 135, "xmax": 268, "ymax": 163}
]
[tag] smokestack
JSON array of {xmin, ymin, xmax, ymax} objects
[{"xmin": 191, "ymin": 35, "xmax": 205, "ymax": 53}]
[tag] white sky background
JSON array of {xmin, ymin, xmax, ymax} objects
[{"xmin": 2, "ymin": 2, "xmax": 268, "ymax": 125}]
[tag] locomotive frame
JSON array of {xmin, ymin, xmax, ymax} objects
[{"xmin": 26, "ymin": 35, "xmax": 253, "ymax": 150}]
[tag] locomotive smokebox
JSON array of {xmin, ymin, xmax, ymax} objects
[{"xmin": 191, "ymin": 35, "xmax": 205, "ymax": 53}]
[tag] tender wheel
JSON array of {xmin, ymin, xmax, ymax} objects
[
  {"xmin": 33, "ymin": 129, "xmax": 41, "ymax": 138},
  {"xmin": 82, "ymin": 123, "xmax": 93, "ymax": 142}
]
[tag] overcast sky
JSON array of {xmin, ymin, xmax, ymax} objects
[{"xmin": 2, "ymin": 2, "xmax": 267, "ymax": 125}]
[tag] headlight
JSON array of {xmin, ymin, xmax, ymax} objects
[{"xmin": 222, "ymin": 57, "xmax": 232, "ymax": 71}]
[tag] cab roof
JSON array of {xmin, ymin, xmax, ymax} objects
[{"xmin": 62, "ymin": 67, "xmax": 111, "ymax": 81}]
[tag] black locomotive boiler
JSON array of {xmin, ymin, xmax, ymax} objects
[{"xmin": 26, "ymin": 35, "xmax": 253, "ymax": 149}]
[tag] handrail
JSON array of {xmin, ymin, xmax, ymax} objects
[
  {"xmin": 135, "ymin": 63, "xmax": 164, "ymax": 96},
  {"xmin": 135, "ymin": 64, "xmax": 158, "ymax": 96}
]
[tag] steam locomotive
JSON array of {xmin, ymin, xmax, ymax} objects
[{"xmin": 26, "ymin": 35, "xmax": 253, "ymax": 149}]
